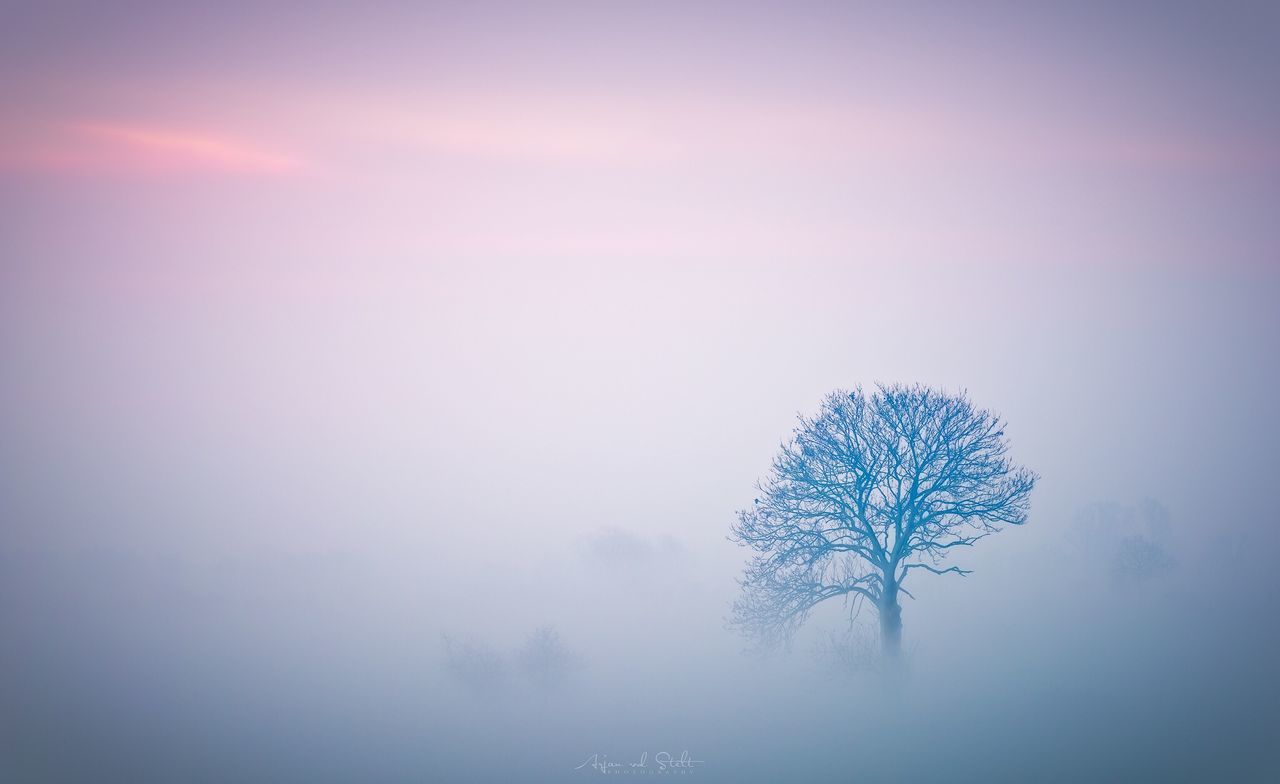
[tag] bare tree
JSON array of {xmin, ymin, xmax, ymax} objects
[{"xmin": 730, "ymin": 384, "xmax": 1036, "ymax": 658}]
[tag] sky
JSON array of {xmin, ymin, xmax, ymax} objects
[{"xmin": 2, "ymin": 2, "xmax": 1279, "ymax": 782}]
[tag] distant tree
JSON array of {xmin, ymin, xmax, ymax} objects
[
  {"xmin": 517, "ymin": 626, "xmax": 582, "ymax": 693},
  {"xmin": 730, "ymin": 385, "xmax": 1036, "ymax": 658},
  {"xmin": 442, "ymin": 635, "xmax": 508, "ymax": 694},
  {"xmin": 1110, "ymin": 535, "xmax": 1173, "ymax": 583},
  {"xmin": 1068, "ymin": 500, "xmax": 1175, "ymax": 584}
]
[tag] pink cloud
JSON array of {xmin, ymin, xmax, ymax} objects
[{"xmin": 0, "ymin": 120, "xmax": 306, "ymax": 176}]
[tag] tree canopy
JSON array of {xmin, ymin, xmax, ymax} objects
[{"xmin": 730, "ymin": 384, "xmax": 1037, "ymax": 656}]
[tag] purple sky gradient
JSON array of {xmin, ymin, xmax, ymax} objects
[{"xmin": 3, "ymin": 0, "xmax": 1278, "ymax": 555}]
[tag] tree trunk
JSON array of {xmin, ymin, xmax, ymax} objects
[{"xmin": 879, "ymin": 581, "xmax": 902, "ymax": 659}]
